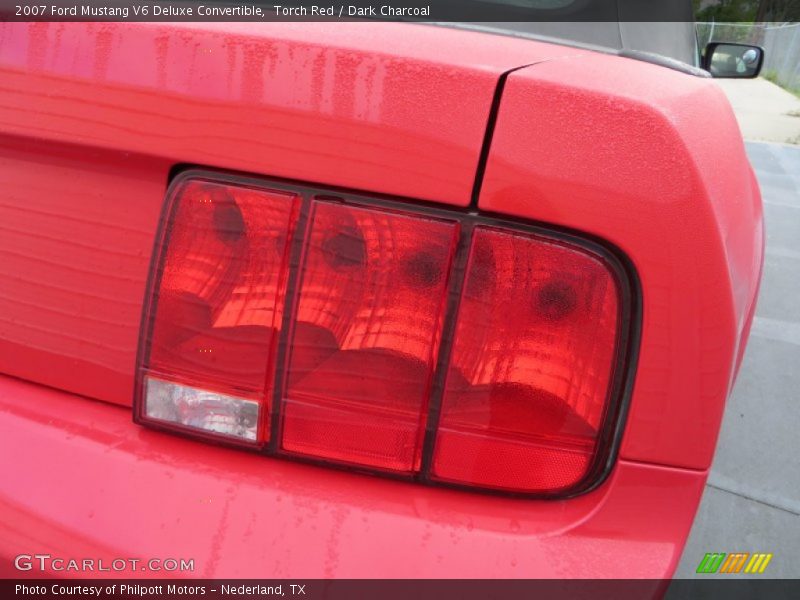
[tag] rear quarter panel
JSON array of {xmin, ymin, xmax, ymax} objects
[{"xmin": 479, "ymin": 53, "xmax": 764, "ymax": 469}]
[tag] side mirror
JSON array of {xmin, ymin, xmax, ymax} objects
[{"xmin": 703, "ymin": 42, "xmax": 764, "ymax": 78}]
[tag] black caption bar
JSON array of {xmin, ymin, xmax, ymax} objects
[
  {"xmin": 1, "ymin": 0, "xmax": 711, "ymax": 23},
  {"xmin": 5, "ymin": 580, "xmax": 800, "ymax": 600}
]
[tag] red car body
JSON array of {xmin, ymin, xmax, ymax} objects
[{"xmin": 0, "ymin": 22, "xmax": 763, "ymax": 578}]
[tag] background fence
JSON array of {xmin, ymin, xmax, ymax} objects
[{"xmin": 697, "ymin": 21, "xmax": 800, "ymax": 92}]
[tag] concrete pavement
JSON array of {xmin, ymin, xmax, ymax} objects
[
  {"xmin": 714, "ymin": 78, "xmax": 800, "ymax": 145},
  {"xmin": 675, "ymin": 141, "xmax": 800, "ymax": 578}
]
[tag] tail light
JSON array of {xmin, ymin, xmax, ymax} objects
[
  {"xmin": 431, "ymin": 227, "xmax": 620, "ymax": 492},
  {"xmin": 135, "ymin": 171, "xmax": 636, "ymax": 496},
  {"xmin": 140, "ymin": 180, "xmax": 299, "ymax": 445},
  {"xmin": 282, "ymin": 201, "xmax": 459, "ymax": 472}
]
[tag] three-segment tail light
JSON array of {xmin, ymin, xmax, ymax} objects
[{"xmin": 134, "ymin": 171, "xmax": 636, "ymax": 497}]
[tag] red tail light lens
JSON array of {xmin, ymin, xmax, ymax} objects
[
  {"xmin": 138, "ymin": 179, "xmax": 299, "ymax": 444},
  {"xmin": 136, "ymin": 172, "xmax": 635, "ymax": 496},
  {"xmin": 281, "ymin": 200, "xmax": 459, "ymax": 472},
  {"xmin": 431, "ymin": 227, "xmax": 620, "ymax": 493}
]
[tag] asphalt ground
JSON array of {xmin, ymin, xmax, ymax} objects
[{"xmin": 675, "ymin": 141, "xmax": 800, "ymax": 578}]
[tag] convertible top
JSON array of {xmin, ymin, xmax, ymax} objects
[
  {"xmin": 441, "ymin": 0, "xmax": 699, "ymax": 66},
  {"xmin": 474, "ymin": 21, "xmax": 699, "ymax": 66}
]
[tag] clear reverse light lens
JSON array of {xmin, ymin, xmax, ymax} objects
[{"xmin": 145, "ymin": 376, "xmax": 260, "ymax": 442}]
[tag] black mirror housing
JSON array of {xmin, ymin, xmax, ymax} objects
[{"xmin": 703, "ymin": 42, "xmax": 765, "ymax": 79}]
